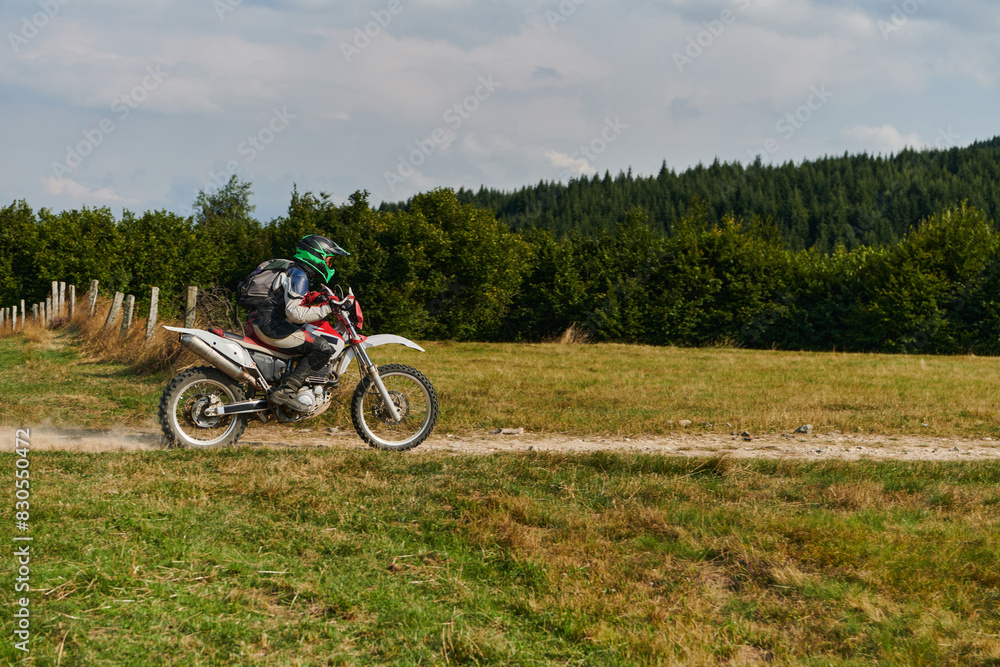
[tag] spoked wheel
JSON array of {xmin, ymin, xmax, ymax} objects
[
  {"xmin": 158, "ymin": 366, "xmax": 248, "ymax": 448},
  {"xmin": 351, "ymin": 364, "xmax": 438, "ymax": 451}
]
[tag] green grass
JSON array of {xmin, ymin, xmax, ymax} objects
[
  {"xmin": 2, "ymin": 449, "xmax": 999, "ymax": 665},
  {"xmin": 3, "ymin": 330, "xmax": 1000, "ymax": 437},
  {"xmin": 3, "ymin": 332, "xmax": 1000, "ymax": 664},
  {"xmin": 424, "ymin": 341, "xmax": 1000, "ymax": 436},
  {"xmin": 0, "ymin": 332, "xmax": 168, "ymax": 429}
]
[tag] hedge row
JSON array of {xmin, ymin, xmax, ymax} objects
[{"xmin": 2, "ymin": 181, "xmax": 996, "ymax": 353}]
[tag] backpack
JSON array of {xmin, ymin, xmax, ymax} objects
[{"xmin": 237, "ymin": 259, "xmax": 295, "ymax": 309}]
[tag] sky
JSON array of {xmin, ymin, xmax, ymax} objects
[{"xmin": 1, "ymin": 0, "xmax": 998, "ymax": 222}]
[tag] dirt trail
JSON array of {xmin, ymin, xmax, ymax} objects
[{"xmin": 5, "ymin": 426, "xmax": 1000, "ymax": 462}]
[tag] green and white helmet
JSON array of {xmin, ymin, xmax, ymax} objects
[{"xmin": 293, "ymin": 234, "xmax": 349, "ymax": 283}]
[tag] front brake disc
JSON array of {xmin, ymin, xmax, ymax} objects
[{"xmin": 373, "ymin": 390, "xmax": 409, "ymax": 423}]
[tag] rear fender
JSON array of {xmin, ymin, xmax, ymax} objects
[
  {"xmin": 163, "ymin": 326, "xmax": 257, "ymax": 370},
  {"xmin": 336, "ymin": 334, "xmax": 424, "ymax": 377}
]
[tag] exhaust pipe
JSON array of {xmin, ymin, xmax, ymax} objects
[{"xmin": 180, "ymin": 334, "xmax": 260, "ymax": 390}]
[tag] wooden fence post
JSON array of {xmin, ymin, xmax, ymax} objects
[
  {"xmin": 58, "ymin": 282, "xmax": 66, "ymax": 317},
  {"xmin": 12, "ymin": 305, "xmax": 17, "ymax": 332},
  {"xmin": 50, "ymin": 282, "xmax": 58, "ymax": 317},
  {"xmin": 45, "ymin": 296, "xmax": 52, "ymax": 326},
  {"xmin": 88, "ymin": 280, "xmax": 99, "ymax": 316},
  {"xmin": 68, "ymin": 285, "xmax": 76, "ymax": 320},
  {"xmin": 120, "ymin": 295, "xmax": 135, "ymax": 335},
  {"xmin": 1, "ymin": 308, "xmax": 6, "ymax": 331},
  {"xmin": 185, "ymin": 286, "xmax": 198, "ymax": 328},
  {"xmin": 104, "ymin": 292, "xmax": 124, "ymax": 330},
  {"xmin": 145, "ymin": 287, "xmax": 160, "ymax": 340},
  {"xmin": 20, "ymin": 299, "xmax": 25, "ymax": 329}
]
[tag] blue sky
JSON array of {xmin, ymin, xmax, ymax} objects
[{"xmin": 1, "ymin": 0, "xmax": 997, "ymax": 221}]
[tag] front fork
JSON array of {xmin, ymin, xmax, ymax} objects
[{"xmin": 348, "ymin": 331, "xmax": 402, "ymax": 422}]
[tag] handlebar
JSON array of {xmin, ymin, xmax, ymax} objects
[
  {"xmin": 319, "ymin": 284, "xmax": 354, "ymax": 309},
  {"xmin": 329, "ymin": 295, "xmax": 353, "ymax": 309}
]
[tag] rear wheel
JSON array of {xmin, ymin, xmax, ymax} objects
[
  {"xmin": 159, "ymin": 366, "xmax": 248, "ymax": 448},
  {"xmin": 351, "ymin": 364, "xmax": 438, "ymax": 451}
]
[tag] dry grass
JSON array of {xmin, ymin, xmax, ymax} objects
[
  {"xmin": 63, "ymin": 294, "xmax": 191, "ymax": 374},
  {"xmin": 0, "ymin": 295, "xmax": 182, "ymax": 362},
  {"xmin": 556, "ymin": 323, "xmax": 592, "ymax": 344}
]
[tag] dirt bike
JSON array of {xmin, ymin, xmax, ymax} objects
[{"xmin": 158, "ymin": 286, "xmax": 438, "ymax": 451}]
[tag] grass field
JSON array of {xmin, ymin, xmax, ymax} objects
[
  {"xmin": 2, "ymin": 325, "xmax": 1000, "ymax": 437},
  {"xmin": 2, "ymin": 329, "xmax": 1000, "ymax": 664},
  {"xmin": 2, "ymin": 448, "xmax": 999, "ymax": 665}
]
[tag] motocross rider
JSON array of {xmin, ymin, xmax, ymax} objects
[{"xmin": 248, "ymin": 234, "xmax": 349, "ymax": 412}]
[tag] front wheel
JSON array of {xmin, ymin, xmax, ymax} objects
[
  {"xmin": 351, "ymin": 364, "xmax": 438, "ymax": 451},
  {"xmin": 159, "ymin": 366, "xmax": 249, "ymax": 448}
]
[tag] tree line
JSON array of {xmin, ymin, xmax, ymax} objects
[
  {"xmin": 407, "ymin": 136, "xmax": 1000, "ymax": 252},
  {"xmin": 2, "ymin": 171, "xmax": 999, "ymax": 353}
]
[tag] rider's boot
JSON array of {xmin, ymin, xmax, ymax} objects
[{"xmin": 268, "ymin": 360, "xmax": 314, "ymax": 412}]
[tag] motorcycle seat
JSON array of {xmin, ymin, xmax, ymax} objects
[{"xmin": 209, "ymin": 327, "xmax": 297, "ymax": 360}]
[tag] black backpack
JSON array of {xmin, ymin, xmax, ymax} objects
[{"xmin": 237, "ymin": 259, "xmax": 294, "ymax": 309}]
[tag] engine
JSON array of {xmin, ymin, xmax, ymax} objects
[{"xmin": 274, "ymin": 384, "xmax": 333, "ymax": 423}]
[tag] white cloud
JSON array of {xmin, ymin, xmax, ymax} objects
[
  {"xmin": 0, "ymin": 0, "xmax": 996, "ymax": 217},
  {"xmin": 840, "ymin": 125, "xmax": 925, "ymax": 154},
  {"xmin": 40, "ymin": 177, "xmax": 134, "ymax": 204},
  {"xmin": 544, "ymin": 150, "xmax": 594, "ymax": 177}
]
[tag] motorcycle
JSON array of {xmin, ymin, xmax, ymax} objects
[{"xmin": 157, "ymin": 286, "xmax": 438, "ymax": 451}]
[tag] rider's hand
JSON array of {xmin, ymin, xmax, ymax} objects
[{"xmin": 301, "ymin": 291, "xmax": 331, "ymax": 307}]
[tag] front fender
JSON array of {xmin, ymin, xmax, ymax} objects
[{"xmin": 336, "ymin": 334, "xmax": 425, "ymax": 377}]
